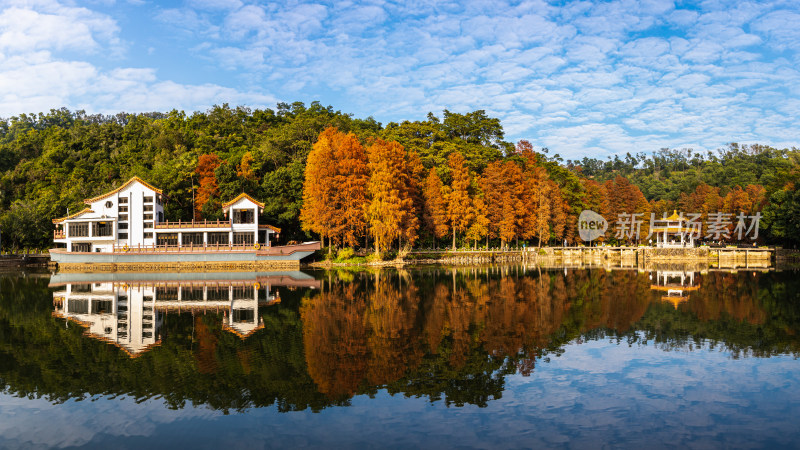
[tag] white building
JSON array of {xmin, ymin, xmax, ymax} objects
[{"xmin": 53, "ymin": 177, "xmax": 279, "ymax": 253}]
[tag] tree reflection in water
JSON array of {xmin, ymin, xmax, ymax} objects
[
  {"xmin": 301, "ymin": 267, "xmax": 800, "ymax": 402},
  {"xmin": 0, "ymin": 267, "xmax": 798, "ymax": 412}
]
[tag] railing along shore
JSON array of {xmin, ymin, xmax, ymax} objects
[{"xmin": 112, "ymin": 243, "xmax": 261, "ymax": 253}]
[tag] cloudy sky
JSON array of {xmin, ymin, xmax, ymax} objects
[{"xmin": 1, "ymin": 0, "xmax": 799, "ymax": 158}]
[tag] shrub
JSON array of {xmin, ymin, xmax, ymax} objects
[{"xmin": 336, "ymin": 247, "xmax": 355, "ymax": 262}]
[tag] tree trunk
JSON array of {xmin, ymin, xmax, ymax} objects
[{"xmin": 452, "ymin": 228, "xmax": 456, "ymax": 250}]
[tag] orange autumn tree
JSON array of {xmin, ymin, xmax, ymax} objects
[
  {"xmin": 516, "ymin": 159, "xmax": 550, "ymax": 247},
  {"xmin": 301, "ymin": 127, "xmax": 369, "ymax": 249},
  {"xmin": 195, "ymin": 153, "xmax": 222, "ymax": 221},
  {"xmin": 580, "ymin": 178, "xmax": 611, "ymax": 242},
  {"xmin": 422, "ymin": 169, "xmax": 449, "ymax": 247},
  {"xmin": 399, "ymin": 145, "xmax": 424, "ymax": 249},
  {"xmin": 465, "ymin": 195, "xmax": 489, "ymax": 249},
  {"xmin": 481, "ymin": 161, "xmax": 526, "ymax": 249},
  {"xmin": 365, "ymin": 139, "xmax": 419, "ymax": 253},
  {"xmin": 516, "ymin": 141, "xmax": 555, "ymax": 247},
  {"xmin": 604, "ymin": 175, "xmax": 650, "ymax": 243},
  {"xmin": 300, "ymin": 129, "xmax": 338, "ymax": 248},
  {"xmin": 549, "ymin": 185, "xmax": 569, "ymax": 245},
  {"xmin": 500, "ymin": 161, "xmax": 526, "ymax": 248},
  {"xmin": 445, "ymin": 152, "xmax": 473, "ymax": 249},
  {"xmin": 479, "ymin": 162, "xmax": 505, "ymax": 244},
  {"xmin": 678, "ymin": 183, "xmax": 723, "ymax": 236},
  {"xmin": 237, "ymin": 151, "xmax": 256, "ymax": 181},
  {"xmin": 533, "ymin": 174, "xmax": 552, "ymax": 247}
]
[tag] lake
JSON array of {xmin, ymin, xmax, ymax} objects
[{"xmin": 1, "ymin": 266, "xmax": 799, "ymax": 449}]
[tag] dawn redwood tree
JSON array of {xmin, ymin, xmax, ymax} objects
[
  {"xmin": 499, "ymin": 161, "xmax": 525, "ymax": 248},
  {"xmin": 422, "ymin": 169, "xmax": 449, "ymax": 247},
  {"xmin": 446, "ymin": 152, "xmax": 472, "ymax": 249},
  {"xmin": 534, "ymin": 177, "xmax": 551, "ymax": 247},
  {"xmin": 332, "ymin": 130, "xmax": 369, "ymax": 248},
  {"xmin": 479, "ymin": 164, "xmax": 505, "ymax": 245},
  {"xmin": 300, "ymin": 126, "xmax": 368, "ymax": 249},
  {"xmin": 604, "ymin": 175, "xmax": 650, "ymax": 243},
  {"xmin": 300, "ymin": 128, "xmax": 337, "ymax": 248},
  {"xmin": 398, "ymin": 145, "xmax": 424, "ymax": 249},
  {"xmin": 195, "ymin": 153, "xmax": 222, "ymax": 221},
  {"xmin": 364, "ymin": 139, "xmax": 418, "ymax": 253},
  {"xmin": 549, "ymin": 183, "xmax": 568, "ymax": 245},
  {"xmin": 465, "ymin": 196, "xmax": 489, "ymax": 249}
]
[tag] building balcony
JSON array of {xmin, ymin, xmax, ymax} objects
[{"xmin": 54, "ymin": 230, "xmax": 66, "ymax": 239}]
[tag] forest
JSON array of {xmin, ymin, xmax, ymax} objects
[{"xmin": 0, "ymin": 103, "xmax": 798, "ymax": 251}]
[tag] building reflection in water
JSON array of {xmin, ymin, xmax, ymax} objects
[
  {"xmin": 649, "ymin": 270, "xmax": 699, "ymax": 309},
  {"xmin": 50, "ymin": 272, "xmax": 321, "ymax": 357}
]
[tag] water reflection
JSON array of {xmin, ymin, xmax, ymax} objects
[
  {"xmin": 0, "ymin": 266, "xmax": 795, "ymax": 414},
  {"xmin": 50, "ymin": 272, "xmax": 320, "ymax": 356},
  {"xmin": 650, "ymin": 269, "xmax": 698, "ymax": 309}
]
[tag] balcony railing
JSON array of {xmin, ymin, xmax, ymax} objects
[
  {"xmin": 54, "ymin": 230, "xmax": 66, "ymax": 239},
  {"xmin": 155, "ymin": 220, "xmax": 231, "ymax": 229},
  {"xmin": 113, "ymin": 243, "xmax": 259, "ymax": 253}
]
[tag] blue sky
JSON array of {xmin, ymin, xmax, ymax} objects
[{"xmin": 1, "ymin": 0, "xmax": 799, "ymax": 159}]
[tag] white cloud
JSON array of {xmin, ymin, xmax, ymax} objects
[
  {"xmin": 0, "ymin": 4, "xmax": 119, "ymax": 55},
  {"xmin": 2, "ymin": 0, "xmax": 800, "ymax": 157},
  {"xmin": 0, "ymin": 394, "xmax": 219, "ymax": 448},
  {"xmin": 0, "ymin": 0, "xmax": 277, "ymax": 118}
]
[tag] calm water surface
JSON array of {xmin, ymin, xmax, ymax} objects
[{"xmin": 1, "ymin": 267, "xmax": 799, "ymax": 449}]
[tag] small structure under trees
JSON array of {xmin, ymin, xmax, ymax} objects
[{"xmin": 650, "ymin": 211, "xmax": 697, "ymax": 248}]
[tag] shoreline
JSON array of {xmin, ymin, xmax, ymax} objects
[{"xmin": 306, "ymin": 246, "xmax": 791, "ymax": 270}]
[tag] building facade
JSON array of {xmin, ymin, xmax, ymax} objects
[{"xmin": 53, "ymin": 177, "xmax": 278, "ymax": 253}]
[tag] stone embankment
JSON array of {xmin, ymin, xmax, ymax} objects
[
  {"xmin": 0, "ymin": 254, "xmax": 50, "ymax": 268},
  {"xmin": 396, "ymin": 246, "xmax": 777, "ymax": 269}
]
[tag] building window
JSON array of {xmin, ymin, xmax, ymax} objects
[
  {"xmin": 119, "ymin": 222, "xmax": 128, "ymax": 230},
  {"xmin": 233, "ymin": 232, "xmax": 254, "ymax": 245},
  {"xmin": 182, "ymin": 232, "xmax": 203, "ymax": 246},
  {"xmin": 119, "ymin": 205, "xmax": 128, "ymax": 212},
  {"xmin": 156, "ymin": 233, "xmax": 178, "ymax": 246},
  {"xmin": 92, "ymin": 222, "xmax": 114, "ymax": 237},
  {"xmin": 119, "ymin": 214, "xmax": 128, "ymax": 221},
  {"xmin": 207, "ymin": 232, "xmax": 229, "ymax": 245},
  {"xmin": 144, "ymin": 232, "xmax": 153, "ymax": 239},
  {"xmin": 72, "ymin": 243, "xmax": 91, "ymax": 252},
  {"xmin": 119, "ymin": 197, "xmax": 128, "ymax": 204},
  {"xmin": 118, "ymin": 233, "xmax": 128, "ymax": 240},
  {"xmin": 144, "ymin": 196, "xmax": 153, "ymax": 203},
  {"xmin": 68, "ymin": 299, "xmax": 89, "ymax": 313},
  {"xmin": 144, "ymin": 222, "xmax": 153, "ymax": 229},
  {"xmin": 207, "ymin": 286, "xmax": 228, "ymax": 300},
  {"xmin": 232, "ymin": 286, "xmax": 254, "ymax": 300},
  {"xmin": 144, "ymin": 205, "xmax": 153, "ymax": 212},
  {"xmin": 144, "ymin": 214, "xmax": 153, "ymax": 220},
  {"xmin": 182, "ymin": 287, "xmax": 204, "ymax": 301},
  {"xmin": 156, "ymin": 287, "xmax": 178, "ymax": 301},
  {"xmin": 232, "ymin": 209, "xmax": 255, "ymax": 224},
  {"xmin": 232, "ymin": 308, "xmax": 255, "ymax": 323},
  {"xmin": 105, "ymin": 201, "xmax": 113, "ymax": 208},
  {"xmin": 69, "ymin": 223, "xmax": 89, "ymax": 237}
]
